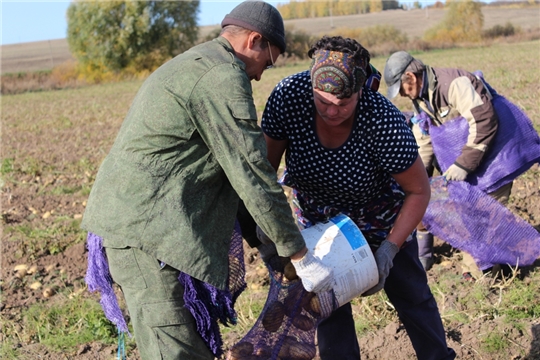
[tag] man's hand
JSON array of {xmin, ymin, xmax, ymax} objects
[
  {"xmin": 363, "ymin": 240, "xmax": 399, "ymax": 296},
  {"xmin": 291, "ymin": 251, "xmax": 334, "ymax": 293},
  {"xmin": 443, "ymin": 164, "xmax": 468, "ymax": 181}
]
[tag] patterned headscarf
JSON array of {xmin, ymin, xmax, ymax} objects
[{"xmin": 310, "ymin": 50, "xmax": 368, "ymax": 99}]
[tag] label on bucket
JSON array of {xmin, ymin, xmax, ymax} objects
[{"xmin": 301, "ymin": 214, "xmax": 378, "ymax": 307}]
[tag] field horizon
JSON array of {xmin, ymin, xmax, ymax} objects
[{"xmin": 1, "ymin": 5, "xmax": 539, "ymax": 74}]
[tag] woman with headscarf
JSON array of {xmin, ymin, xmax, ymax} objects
[{"xmin": 260, "ymin": 36, "xmax": 456, "ymax": 360}]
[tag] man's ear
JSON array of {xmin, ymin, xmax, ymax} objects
[
  {"xmin": 404, "ymin": 71, "xmax": 417, "ymax": 84},
  {"xmin": 247, "ymin": 32, "xmax": 264, "ymax": 50}
]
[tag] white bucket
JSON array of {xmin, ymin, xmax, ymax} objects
[{"xmin": 300, "ymin": 214, "xmax": 378, "ymax": 307}]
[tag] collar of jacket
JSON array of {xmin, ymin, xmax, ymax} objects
[
  {"xmin": 215, "ymin": 35, "xmax": 247, "ymax": 72},
  {"xmin": 420, "ymin": 66, "xmax": 436, "ymax": 102}
]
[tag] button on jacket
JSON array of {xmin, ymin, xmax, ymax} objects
[{"xmin": 81, "ymin": 37, "xmax": 305, "ymax": 290}]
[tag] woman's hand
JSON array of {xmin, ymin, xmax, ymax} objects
[{"xmin": 362, "ymin": 240, "xmax": 399, "ymax": 296}]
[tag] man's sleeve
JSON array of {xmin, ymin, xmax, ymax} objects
[
  {"xmin": 448, "ymin": 76, "xmax": 498, "ymax": 172},
  {"xmin": 188, "ymin": 65, "xmax": 305, "ymax": 257}
]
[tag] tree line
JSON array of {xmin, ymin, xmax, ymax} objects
[
  {"xmin": 67, "ymin": 1, "xmax": 199, "ymax": 75},
  {"xmin": 277, "ymin": 0, "xmax": 401, "ymax": 19},
  {"xmin": 65, "ymin": 0, "xmax": 523, "ymax": 82}
]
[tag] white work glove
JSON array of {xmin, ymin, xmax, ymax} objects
[
  {"xmin": 363, "ymin": 240, "xmax": 399, "ymax": 296},
  {"xmin": 255, "ymin": 226, "xmax": 278, "ymax": 263},
  {"xmin": 443, "ymin": 164, "xmax": 468, "ymax": 181},
  {"xmin": 291, "ymin": 251, "xmax": 334, "ymax": 293}
]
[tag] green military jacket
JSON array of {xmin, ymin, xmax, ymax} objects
[{"xmin": 81, "ymin": 37, "xmax": 305, "ymax": 290}]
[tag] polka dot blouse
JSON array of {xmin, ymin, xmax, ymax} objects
[{"xmin": 261, "ymin": 70, "xmax": 419, "ymax": 211}]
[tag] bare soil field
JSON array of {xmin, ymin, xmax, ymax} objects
[
  {"xmin": 2, "ymin": 6, "xmax": 539, "ymax": 74},
  {"xmin": 1, "ymin": 29, "xmax": 539, "ymax": 360}
]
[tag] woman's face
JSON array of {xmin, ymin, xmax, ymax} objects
[{"xmin": 313, "ymin": 89, "xmax": 360, "ymax": 126}]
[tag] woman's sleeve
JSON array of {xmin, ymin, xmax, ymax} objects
[{"xmin": 371, "ymin": 96, "xmax": 419, "ymax": 174}]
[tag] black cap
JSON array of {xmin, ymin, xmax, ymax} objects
[{"xmin": 221, "ymin": 1, "xmax": 286, "ymax": 54}]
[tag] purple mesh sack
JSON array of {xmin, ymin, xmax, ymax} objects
[
  {"xmin": 428, "ymin": 76, "xmax": 540, "ymax": 193},
  {"xmin": 226, "ymin": 257, "xmax": 336, "ymax": 360},
  {"xmin": 424, "ymin": 176, "xmax": 540, "ymax": 270},
  {"xmin": 179, "ymin": 222, "xmax": 247, "ymax": 358},
  {"xmin": 86, "ymin": 222, "xmax": 247, "ymax": 359},
  {"xmin": 85, "ymin": 233, "xmax": 130, "ymax": 334}
]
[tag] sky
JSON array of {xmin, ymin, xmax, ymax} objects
[{"xmin": 0, "ymin": 0, "xmax": 286, "ymax": 46}]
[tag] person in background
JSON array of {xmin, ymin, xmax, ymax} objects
[
  {"xmin": 261, "ymin": 35, "xmax": 456, "ymax": 360},
  {"xmin": 81, "ymin": 2, "xmax": 333, "ymax": 359},
  {"xmin": 383, "ymin": 51, "xmax": 531, "ymax": 278}
]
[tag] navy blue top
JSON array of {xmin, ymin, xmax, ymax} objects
[{"xmin": 262, "ymin": 70, "xmax": 418, "ymax": 213}]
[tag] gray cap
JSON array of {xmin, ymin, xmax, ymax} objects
[
  {"xmin": 221, "ymin": 1, "xmax": 286, "ymax": 54},
  {"xmin": 383, "ymin": 51, "xmax": 414, "ymax": 99}
]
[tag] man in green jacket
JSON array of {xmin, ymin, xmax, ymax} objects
[{"xmin": 82, "ymin": 1, "xmax": 333, "ymax": 359}]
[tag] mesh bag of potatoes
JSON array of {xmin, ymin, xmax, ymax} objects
[{"xmin": 226, "ymin": 256, "xmax": 336, "ymax": 360}]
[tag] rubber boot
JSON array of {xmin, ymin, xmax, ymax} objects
[{"xmin": 417, "ymin": 230, "xmax": 434, "ymax": 271}]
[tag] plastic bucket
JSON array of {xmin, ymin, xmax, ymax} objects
[{"xmin": 301, "ymin": 214, "xmax": 378, "ymax": 307}]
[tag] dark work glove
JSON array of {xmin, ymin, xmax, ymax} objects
[
  {"xmin": 257, "ymin": 242, "xmax": 278, "ymax": 263},
  {"xmin": 256, "ymin": 225, "xmax": 272, "ymax": 245},
  {"xmin": 236, "ymin": 200, "xmax": 261, "ymax": 248},
  {"xmin": 255, "ymin": 226, "xmax": 278, "ymax": 263},
  {"xmin": 363, "ymin": 240, "xmax": 399, "ymax": 296}
]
